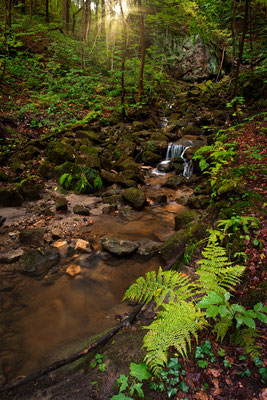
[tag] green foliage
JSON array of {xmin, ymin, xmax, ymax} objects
[
  {"xmin": 90, "ymin": 353, "xmax": 106, "ymax": 372},
  {"xmin": 196, "ymin": 239, "xmax": 245, "ymax": 294},
  {"xmin": 59, "ymin": 166, "xmax": 101, "ymax": 194}
]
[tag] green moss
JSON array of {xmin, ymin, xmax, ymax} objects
[
  {"xmin": 174, "ymin": 210, "xmax": 198, "ymax": 231},
  {"xmin": 47, "ymin": 141, "xmax": 76, "ymax": 165},
  {"xmin": 123, "ymin": 187, "xmax": 146, "ymax": 210}
]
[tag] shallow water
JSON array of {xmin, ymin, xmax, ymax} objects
[{"xmin": 0, "ymin": 172, "xmax": 187, "ymax": 380}]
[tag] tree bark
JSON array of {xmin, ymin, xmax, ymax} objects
[
  {"xmin": 66, "ymin": 0, "xmax": 70, "ymax": 31},
  {"xmin": 29, "ymin": 0, "xmax": 33, "ymax": 20},
  {"xmin": 72, "ymin": 7, "xmax": 82, "ymax": 36},
  {"xmin": 101, "ymin": 0, "xmax": 106, "ymax": 35},
  {"xmin": 137, "ymin": 0, "xmax": 145, "ymax": 103},
  {"xmin": 231, "ymin": 0, "xmax": 237, "ymax": 75},
  {"xmin": 85, "ymin": 0, "xmax": 92, "ymax": 40},
  {"xmin": 46, "ymin": 0, "xmax": 49, "ymax": 23},
  {"xmin": 119, "ymin": 0, "xmax": 127, "ymax": 118},
  {"xmin": 233, "ymin": 0, "xmax": 250, "ymax": 112}
]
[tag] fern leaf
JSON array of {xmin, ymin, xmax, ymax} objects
[{"xmin": 143, "ymin": 301, "xmax": 205, "ymax": 375}]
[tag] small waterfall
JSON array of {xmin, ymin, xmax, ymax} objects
[{"xmin": 157, "ymin": 142, "xmax": 194, "ymax": 179}]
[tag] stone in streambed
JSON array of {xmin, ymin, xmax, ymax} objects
[
  {"xmin": 123, "ymin": 187, "xmax": 146, "ymax": 210},
  {"xmin": 55, "ymin": 197, "xmax": 68, "ymax": 213},
  {"xmin": 136, "ymin": 238, "xmax": 161, "ymax": 257},
  {"xmin": 73, "ymin": 205, "xmax": 90, "ymax": 216},
  {"xmin": 0, "ymin": 248, "xmax": 23, "ymax": 263},
  {"xmin": 101, "ymin": 236, "xmax": 138, "ymax": 256},
  {"xmin": 174, "ymin": 210, "xmax": 198, "ymax": 231},
  {"xmin": 66, "ymin": 264, "xmax": 81, "ymax": 277},
  {"xmin": 19, "ymin": 228, "xmax": 46, "ymax": 247},
  {"xmin": 0, "ymin": 186, "xmax": 23, "ymax": 207},
  {"xmin": 21, "ymin": 248, "xmax": 60, "ymax": 276},
  {"xmin": 163, "ymin": 176, "xmax": 185, "ymax": 189}
]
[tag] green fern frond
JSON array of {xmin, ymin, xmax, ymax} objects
[
  {"xmin": 60, "ymin": 173, "xmax": 72, "ymax": 189},
  {"xmin": 233, "ymin": 328, "xmax": 262, "ymax": 358},
  {"xmin": 123, "ymin": 267, "xmax": 196, "ymax": 308},
  {"xmin": 213, "ymin": 305, "xmax": 236, "ymax": 342},
  {"xmin": 143, "ymin": 301, "xmax": 206, "ymax": 375},
  {"xmin": 196, "ymin": 239, "xmax": 245, "ymax": 294}
]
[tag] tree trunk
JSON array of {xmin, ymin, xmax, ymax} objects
[
  {"xmin": 233, "ymin": 0, "xmax": 250, "ymax": 112},
  {"xmin": 72, "ymin": 7, "xmax": 82, "ymax": 36},
  {"xmin": 66, "ymin": 0, "xmax": 70, "ymax": 31},
  {"xmin": 85, "ymin": 0, "xmax": 92, "ymax": 40},
  {"xmin": 29, "ymin": 0, "xmax": 33, "ymax": 20},
  {"xmin": 21, "ymin": 0, "xmax": 26, "ymax": 14},
  {"xmin": 46, "ymin": 0, "xmax": 49, "ymax": 23},
  {"xmin": 6, "ymin": 0, "xmax": 11, "ymax": 28},
  {"xmin": 231, "ymin": 0, "xmax": 237, "ymax": 75},
  {"xmin": 101, "ymin": 0, "xmax": 106, "ymax": 35},
  {"xmin": 137, "ymin": 0, "xmax": 145, "ymax": 103},
  {"xmin": 119, "ymin": 0, "xmax": 127, "ymax": 118}
]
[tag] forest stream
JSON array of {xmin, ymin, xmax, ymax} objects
[{"xmin": 0, "ymin": 166, "xmax": 193, "ymax": 382}]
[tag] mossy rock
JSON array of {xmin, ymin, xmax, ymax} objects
[
  {"xmin": 47, "ymin": 142, "xmax": 76, "ymax": 165},
  {"xmin": 118, "ymin": 170, "xmax": 144, "ymax": 186},
  {"xmin": 9, "ymin": 156, "xmax": 23, "ymax": 173},
  {"xmin": 160, "ymin": 222, "xmax": 207, "ymax": 263},
  {"xmin": 54, "ymin": 162, "xmax": 81, "ymax": 178},
  {"xmin": 174, "ymin": 210, "xmax": 198, "ymax": 231},
  {"xmin": 101, "ymin": 194, "xmax": 124, "ymax": 207},
  {"xmin": 20, "ymin": 180, "xmax": 44, "ymax": 200},
  {"xmin": 163, "ymin": 176, "xmax": 185, "ymax": 189},
  {"xmin": 38, "ymin": 161, "xmax": 54, "ymax": 179},
  {"xmin": 117, "ymin": 159, "xmax": 140, "ymax": 174},
  {"xmin": 123, "ymin": 187, "xmax": 146, "ymax": 210},
  {"xmin": 19, "ymin": 228, "xmax": 46, "ymax": 246},
  {"xmin": 75, "ymin": 130, "xmax": 101, "ymax": 143},
  {"xmin": 19, "ymin": 145, "xmax": 40, "ymax": 161},
  {"xmin": 100, "ymin": 155, "xmax": 113, "ymax": 171},
  {"xmin": 100, "ymin": 170, "xmax": 119, "ymax": 185},
  {"xmin": 86, "ymin": 154, "xmax": 101, "ymax": 169},
  {"xmin": 142, "ymin": 151, "xmax": 161, "ymax": 165},
  {"xmin": 0, "ymin": 186, "xmax": 23, "ymax": 207},
  {"xmin": 79, "ymin": 145, "xmax": 101, "ymax": 156},
  {"xmin": 188, "ymin": 195, "xmax": 210, "ymax": 209},
  {"xmin": 216, "ymin": 180, "xmax": 244, "ymax": 197}
]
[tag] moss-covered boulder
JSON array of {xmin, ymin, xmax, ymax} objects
[
  {"xmin": 100, "ymin": 170, "xmax": 119, "ymax": 185},
  {"xmin": 55, "ymin": 197, "xmax": 68, "ymax": 213},
  {"xmin": 160, "ymin": 222, "xmax": 207, "ymax": 263},
  {"xmin": 86, "ymin": 154, "xmax": 101, "ymax": 169},
  {"xmin": 142, "ymin": 151, "xmax": 161, "ymax": 165},
  {"xmin": 163, "ymin": 176, "xmax": 185, "ymax": 189},
  {"xmin": 75, "ymin": 130, "xmax": 101, "ymax": 143},
  {"xmin": 38, "ymin": 161, "xmax": 54, "ymax": 179},
  {"xmin": 47, "ymin": 142, "xmax": 76, "ymax": 165},
  {"xmin": 9, "ymin": 156, "xmax": 23, "ymax": 173},
  {"xmin": 19, "ymin": 145, "xmax": 40, "ymax": 161},
  {"xmin": 21, "ymin": 248, "xmax": 60, "ymax": 276},
  {"xmin": 123, "ymin": 187, "xmax": 146, "ymax": 210},
  {"xmin": 0, "ymin": 170, "xmax": 9, "ymax": 182},
  {"xmin": 188, "ymin": 194, "xmax": 210, "ymax": 209},
  {"xmin": 117, "ymin": 158, "xmax": 140, "ymax": 174},
  {"xmin": 0, "ymin": 186, "xmax": 23, "ymax": 207},
  {"xmin": 174, "ymin": 210, "xmax": 198, "ymax": 231},
  {"xmin": 20, "ymin": 180, "xmax": 44, "ymax": 200},
  {"xmin": 54, "ymin": 161, "xmax": 81, "ymax": 177}
]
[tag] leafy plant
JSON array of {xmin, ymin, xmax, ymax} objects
[{"xmin": 90, "ymin": 353, "xmax": 106, "ymax": 372}]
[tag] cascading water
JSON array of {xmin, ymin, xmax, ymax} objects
[{"xmin": 157, "ymin": 142, "xmax": 194, "ymax": 179}]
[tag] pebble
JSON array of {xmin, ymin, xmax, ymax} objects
[
  {"xmin": 66, "ymin": 264, "xmax": 81, "ymax": 277},
  {"xmin": 75, "ymin": 239, "xmax": 91, "ymax": 253}
]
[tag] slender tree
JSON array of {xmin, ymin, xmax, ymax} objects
[
  {"xmin": 119, "ymin": 0, "xmax": 127, "ymax": 117},
  {"xmin": 137, "ymin": 0, "xmax": 145, "ymax": 102}
]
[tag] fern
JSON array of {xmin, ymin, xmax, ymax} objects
[
  {"xmin": 123, "ymin": 267, "xmax": 196, "ymax": 309},
  {"xmin": 196, "ymin": 239, "xmax": 245, "ymax": 294},
  {"xmin": 232, "ymin": 328, "xmax": 262, "ymax": 358},
  {"xmin": 143, "ymin": 301, "xmax": 206, "ymax": 375},
  {"xmin": 60, "ymin": 173, "xmax": 72, "ymax": 189}
]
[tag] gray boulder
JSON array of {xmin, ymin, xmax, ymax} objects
[{"xmin": 101, "ymin": 236, "xmax": 138, "ymax": 256}]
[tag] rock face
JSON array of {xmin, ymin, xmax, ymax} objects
[
  {"xmin": 123, "ymin": 188, "xmax": 146, "ymax": 210},
  {"xmin": 21, "ymin": 248, "xmax": 60, "ymax": 276},
  {"xmin": 171, "ymin": 36, "xmax": 219, "ymax": 82},
  {"xmin": 101, "ymin": 236, "xmax": 138, "ymax": 256}
]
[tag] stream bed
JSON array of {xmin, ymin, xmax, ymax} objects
[{"xmin": 0, "ymin": 170, "xmax": 192, "ymax": 382}]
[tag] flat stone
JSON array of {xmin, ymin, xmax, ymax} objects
[
  {"xmin": 21, "ymin": 248, "xmax": 60, "ymax": 276},
  {"xmin": 0, "ymin": 248, "xmax": 23, "ymax": 263},
  {"xmin": 101, "ymin": 236, "xmax": 138, "ymax": 256},
  {"xmin": 66, "ymin": 264, "xmax": 81, "ymax": 277},
  {"xmin": 73, "ymin": 205, "xmax": 90, "ymax": 216},
  {"xmin": 75, "ymin": 239, "xmax": 91, "ymax": 253},
  {"xmin": 137, "ymin": 238, "xmax": 161, "ymax": 256}
]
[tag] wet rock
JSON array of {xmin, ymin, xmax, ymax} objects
[
  {"xmin": 160, "ymin": 222, "xmax": 207, "ymax": 263},
  {"xmin": 0, "ymin": 216, "xmax": 6, "ymax": 226},
  {"xmin": 100, "ymin": 170, "xmax": 119, "ymax": 185},
  {"xmin": 182, "ymin": 126, "xmax": 204, "ymax": 136},
  {"xmin": 66, "ymin": 264, "xmax": 81, "ymax": 277},
  {"xmin": 149, "ymin": 194, "xmax": 167, "ymax": 205},
  {"xmin": 0, "ymin": 248, "xmax": 23, "ymax": 263},
  {"xmin": 118, "ymin": 158, "xmax": 140, "ymax": 174},
  {"xmin": 175, "ymin": 192, "xmax": 192, "ymax": 206},
  {"xmin": 174, "ymin": 210, "xmax": 198, "ymax": 231},
  {"xmin": 53, "ymin": 240, "xmax": 69, "ymax": 256},
  {"xmin": 142, "ymin": 151, "xmax": 162, "ymax": 166},
  {"xmin": 163, "ymin": 176, "xmax": 185, "ymax": 189},
  {"xmin": 21, "ymin": 248, "xmax": 60, "ymax": 276},
  {"xmin": 19, "ymin": 228, "xmax": 46, "ymax": 247},
  {"xmin": 137, "ymin": 238, "xmax": 161, "ymax": 257},
  {"xmin": 157, "ymin": 161, "xmax": 174, "ymax": 173},
  {"xmin": 73, "ymin": 205, "xmax": 90, "ymax": 216},
  {"xmin": 47, "ymin": 142, "xmax": 76, "ymax": 165},
  {"xmin": 0, "ymin": 186, "xmax": 23, "ymax": 207},
  {"xmin": 75, "ymin": 239, "xmax": 91, "ymax": 253},
  {"xmin": 55, "ymin": 197, "xmax": 68, "ymax": 213},
  {"xmin": 51, "ymin": 228, "xmax": 62, "ymax": 239},
  {"xmin": 123, "ymin": 187, "xmax": 146, "ymax": 210},
  {"xmin": 188, "ymin": 194, "xmax": 210, "ymax": 209},
  {"xmin": 101, "ymin": 236, "xmax": 138, "ymax": 256}
]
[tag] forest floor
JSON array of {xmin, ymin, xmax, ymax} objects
[{"xmin": 0, "ymin": 116, "xmax": 266, "ymax": 400}]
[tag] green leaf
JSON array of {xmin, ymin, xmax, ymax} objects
[
  {"xmin": 99, "ymin": 363, "xmax": 106, "ymax": 372},
  {"xmin": 167, "ymin": 387, "xmax": 177, "ymax": 398},
  {"xmin": 130, "ymin": 382, "xmax": 144, "ymax": 398},
  {"xmin": 238, "ymin": 355, "xmax": 247, "ymax": 361},
  {"xmin": 232, "ymin": 304, "xmax": 246, "ymax": 313},
  {"xmin": 254, "ymin": 303, "xmax": 263, "ymax": 312},
  {"xmin": 243, "ymin": 316, "xmax": 256, "ymax": 329},
  {"xmin": 95, "ymin": 353, "xmax": 103, "ymax": 361},
  {"xmin": 167, "ymin": 358, "xmax": 181, "ymax": 370},
  {"xmin": 195, "ymin": 347, "xmax": 204, "ymax": 359},
  {"xmin": 90, "ymin": 360, "xmax": 97, "ymax": 369},
  {"xmin": 223, "ymin": 359, "xmax": 232, "ymax": 368},
  {"xmin": 256, "ymin": 313, "xmax": 267, "ymax": 324},
  {"xmin": 129, "ymin": 363, "xmax": 152, "ymax": 382},
  {"xmin": 218, "ymin": 349, "xmax": 226, "ymax": 357},
  {"xmin": 179, "ymin": 381, "xmax": 189, "ymax": 393},
  {"xmin": 206, "ymin": 305, "xmax": 220, "ymax": 317},
  {"xmin": 198, "ymin": 360, "xmax": 208, "ymax": 368},
  {"xmin": 218, "ymin": 305, "xmax": 228, "ymax": 317},
  {"xmin": 110, "ymin": 394, "xmax": 134, "ymax": 400},
  {"xmin": 253, "ymin": 357, "xmax": 263, "ymax": 367},
  {"xmin": 197, "ymin": 292, "xmax": 224, "ymax": 308},
  {"xmin": 259, "ymin": 368, "xmax": 267, "ymax": 381},
  {"xmin": 116, "ymin": 374, "xmax": 129, "ymax": 392}
]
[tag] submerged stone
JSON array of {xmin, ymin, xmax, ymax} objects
[
  {"xmin": 101, "ymin": 236, "xmax": 138, "ymax": 256},
  {"xmin": 21, "ymin": 248, "xmax": 60, "ymax": 276}
]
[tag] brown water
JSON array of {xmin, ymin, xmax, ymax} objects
[{"xmin": 0, "ymin": 173, "xmax": 188, "ymax": 381}]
